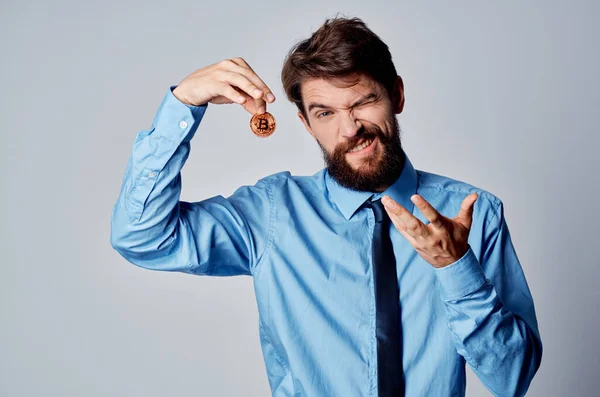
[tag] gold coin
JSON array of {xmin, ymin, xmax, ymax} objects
[{"xmin": 250, "ymin": 112, "xmax": 276, "ymax": 137}]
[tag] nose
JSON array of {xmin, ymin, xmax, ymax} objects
[{"xmin": 339, "ymin": 111, "xmax": 362, "ymax": 139}]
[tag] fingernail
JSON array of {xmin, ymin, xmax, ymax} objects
[
  {"xmin": 267, "ymin": 93, "xmax": 275, "ymax": 102},
  {"xmin": 254, "ymin": 89, "xmax": 263, "ymax": 97},
  {"xmin": 258, "ymin": 106, "xmax": 266, "ymax": 114}
]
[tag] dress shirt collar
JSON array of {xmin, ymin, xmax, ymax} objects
[{"xmin": 324, "ymin": 148, "xmax": 418, "ymax": 220}]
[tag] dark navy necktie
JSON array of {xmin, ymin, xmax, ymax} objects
[{"xmin": 366, "ymin": 198, "xmax": 404, "ymax": 397}]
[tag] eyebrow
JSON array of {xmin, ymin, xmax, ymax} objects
[{"xmin": 307, "ymin": 92, "xmax": 379, "ymax": 113}]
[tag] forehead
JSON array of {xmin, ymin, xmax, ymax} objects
[{"xmin": 301, "ymin": 74, "xmax": 382, "ymax": 109}]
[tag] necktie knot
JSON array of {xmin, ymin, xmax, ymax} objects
[{"xmin": 367, "ymin": 198, "xmax": 388, "ymax": 224}]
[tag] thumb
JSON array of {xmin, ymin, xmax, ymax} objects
[
  {"xmin": 242, "ymin": 95, "xmax": 264, "ymax": 115},
  {"xmin": 457, "ymin": 193, "xmax": 478, "ymax": 230}
]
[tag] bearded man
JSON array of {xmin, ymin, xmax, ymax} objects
[{"xmin": 111, "ymin": 16, "xmax": 542, "ymax": 397}]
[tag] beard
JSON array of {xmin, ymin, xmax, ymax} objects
[{"xmin": 318, "ymin": 115, "xmax": 405, "ymax": 192}]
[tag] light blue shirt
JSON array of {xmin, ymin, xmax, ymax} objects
[{"xmin": 110, "ymin": 85, "xmax": 543, "ymax": 397}]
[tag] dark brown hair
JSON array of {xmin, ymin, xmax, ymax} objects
[{"xmin": 281, "ymin": 16, "xmax": 399, "ymax": 123}]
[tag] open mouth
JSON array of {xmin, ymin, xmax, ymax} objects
[{"xmin": 347, "ymin": 137, "xmax": 376, "ymax": 155}]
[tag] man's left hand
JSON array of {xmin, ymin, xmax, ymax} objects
[{"xmin": 382, "ymin": 193, "xmax": 479, "ymax": 269}]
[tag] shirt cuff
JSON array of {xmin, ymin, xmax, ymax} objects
[
  {"xmin": 149, "ymin": 85, "xmax": 208, "ymax": 144},
  {"xmin": 433, "ymin": 245, "xmax": 488, "ymax": 301}
]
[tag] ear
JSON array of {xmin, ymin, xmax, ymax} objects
[
  {"xmin": 392, "ymin": 76, "xmax": 405, "ymax": 114},
  {"xmin": 298, "ymin": 111, "xmax": 316, "ymax": 140}
]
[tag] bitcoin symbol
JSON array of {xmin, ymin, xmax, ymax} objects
[
  {"xmin": 250, "ymin": 112, "xmax": 276, "ymax": 138},
  {"xmin": 258, "ymin": 118, "xmax": 269, "ymax": 131}
]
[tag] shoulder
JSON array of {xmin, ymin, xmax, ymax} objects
[
  {"xmin": 416, "ymin": 169, "xmax": 502, "ymax": 222},
  {"xmin": 257, "ymin": 170, "xmax": 293, "ymax": 184},
  {"xmin": 258, "ymin": 169, "xmax": 326, "ymax": 195}
]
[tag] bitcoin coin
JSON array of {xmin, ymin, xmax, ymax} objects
[{"xmin": 250, "ymin": 112, "xmax": 276, "ymax": 137}]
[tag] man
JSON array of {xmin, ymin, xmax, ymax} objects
[{"xmin": 110, "ymin": 16, "xmax": 542, "ymax": 397}]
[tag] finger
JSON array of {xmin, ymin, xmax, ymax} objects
[
  {"xmin": 410, "ymin": 194, "xmax": 445, "ymax": 230},
  {"xmin": 227, "ymin": 58, "xmax": 276, "ymax": 103},
  {"xmin": 225, "ymin": 60, "xmax": 269, "ymax": 113},
  {"xmin": 230, "ymin": 87, "xmax": 263, "ymax": 114},
  {"xmin": 219, "ymin": 69, "xmax": 267, "ymax": 114},
  {"xmin": 218, "ymin": 83, "xmax": 249, "ymax": 105},
  {"xmin": 216, "ymin": 70, "xmax": 265, "ymax": 100},
  {"xmin": 382, "ymin": 195, "xmax": 428, "ymax": 238},
  {"xmin": 388, "ymin": 214, "xmax": 419, "ymax": 247},
  {"xmin": 397, "ymin": 223, "xmax": 418, "ymax": 245},
  {"xmin": 457, "ymin": 193, "xmax": 478, "ymax": 229},
  {"xmin": 254, "ymin": 96, "xmax": 267, "ymax": 115}
]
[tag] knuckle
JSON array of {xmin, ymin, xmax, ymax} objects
[
  {"xmin": 408, "ymin": 223, "xmax": 419, "ymax": 233},
  {"xmin": 219, "ymin": 59, "xmax": 234, "ymax": 68},
  {"xmin": 222, "ymin": 83, "xmax": 236, "ymax": 93},
  {"xmin": 427, "ymin": 234, "xmax": 440, "ymax": 245},
  {"xmin": 213, "ymin": 68, "xmax": 227, "ymax": 79},
  {"xmin": 439, "ymin": 228, "xmax": 451, "ymax": 239}
]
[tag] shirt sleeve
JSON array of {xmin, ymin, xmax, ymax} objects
[
  {"xmin": 433, "ymin": 198, "xmax": 543, "ymax": 397},
  {"xmin": 110, "ymin": 85, "xmax": 273, "ymax": 277}
]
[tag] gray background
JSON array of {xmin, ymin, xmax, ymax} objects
[{"xmin": 1, "ymin": 0, "xmax": 598, "ymax": 395}]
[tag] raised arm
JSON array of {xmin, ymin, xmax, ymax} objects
[{"xmin": 110, "ymin": 58, "xmax": 276, "ymax": 276}]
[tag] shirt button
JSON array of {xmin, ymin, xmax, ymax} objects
[
  {"xmin": 179, "ymin": 121, "xmax": 188, "ymax": 129},
  {"xmin": 148, "ymin": 171, "xmax": 156, "ymax": 178}
]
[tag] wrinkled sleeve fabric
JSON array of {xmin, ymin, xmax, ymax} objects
[
  {"xmin": 433, "ymin": 199, "xmax": 543, "ymax": 397},
  {"xmin": 110, "ymin": 85, "xmax": 272, "ymax": 277}
]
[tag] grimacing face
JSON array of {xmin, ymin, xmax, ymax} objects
[{"xmin": 297, "ymin": 73, "xmax": 406, "ymax": 193}]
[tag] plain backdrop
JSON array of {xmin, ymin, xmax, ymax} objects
[{"xmin": 1, "ymin": 0, "xmax": 598, "ymax": 396}]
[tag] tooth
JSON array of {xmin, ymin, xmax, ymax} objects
[
  {"xmin": 350, "ymin": 139, "xmax": 372, "ymax": 152},
  {"xmin": 356, "ymin": 139, "xmax": 371, "ymax": 151}
]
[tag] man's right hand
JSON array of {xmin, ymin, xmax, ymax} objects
[{"xmin": 172, "ymin": 57, "xmax": 276, "ymax": 115}]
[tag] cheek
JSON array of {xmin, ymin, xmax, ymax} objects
[
  {"xmin": 314, "ymin": 131, "xmax": 339, "ymax": 153},
  {"xmin": 312, "ymin": 122, "xmax": 336, "ymax": 140},
  {"xmin": 354, "ymin": 104, "xmax": 389, "ymax": 120},
  {"xmin": 356, "ymin": 108, "xmax": 389, "ymax": 126}
]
